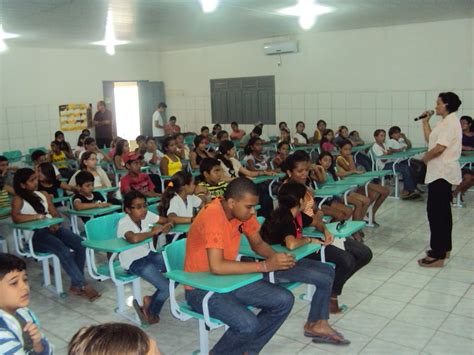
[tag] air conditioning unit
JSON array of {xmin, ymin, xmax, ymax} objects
[{"xmin": 263, "ymin": 41, "xmax": 298, "ymax": 55}]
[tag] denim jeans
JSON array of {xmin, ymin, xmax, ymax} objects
[
  {"xmin": 185, "ymin": 280, "xmax": 294, "ymax": 355},
  {"xmin": 128, "ymin": 251, "xmax": 169, "ymax": 317},
  {"xmin": 274, "ymin": 258, "xmax": 334, "ymax": 322},
  {"xmin": 32, "ymin": 227, "xmax": 86, "ymax": 288},
  {"xmin": 309, "ymin": 239, "xmax": 373, "ymax": 295},
  {"xmin": 354, "ymin": 152, "xmax": 372, "ymax": 172},
  {"xmin": 385, "ymin": 161, "xmax": 416, "ymax": 192}
]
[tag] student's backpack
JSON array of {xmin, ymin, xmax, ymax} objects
[{"xmin": 410, "ymin": 159, "xmax": 426, "ymax": 185}]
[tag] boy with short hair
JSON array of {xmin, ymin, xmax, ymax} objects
[
  {"xmin": 73, "ymin": 171, "xmax": 111, "ymax": 222},
  {"xmin": 143, "ymin": 137, "xmax": 164, "ymax": 165},
  {"xmin": 120, "ymin": 154, "xmax": 160, "ymax": 197},
  {"xmin": 135, "ymin": 135, "xmax": 147, "ymax": 155},
  {"xmin": 387, "ymin": 126, "xmax": 412, "ymax": 152},
  {"xmin": 30, "ymin": 150, "xmax": 61, "ymax": 179},
  {"xmin": 0, "ymin": 253, "xmax": 53, "ymax": 354},
  {"xmin": 198, "ymin": 158, "xmax": 228, "ymax": 199},
  {"xmin": 118, "ymin": 191, "xmax": 173, "ymax": 325},
  {"xmin": 0, "ymin": 156, "xmax": 15, "ymax": 194}
]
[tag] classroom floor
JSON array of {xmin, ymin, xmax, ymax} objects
[{"xmin": 25, "ymin": 192, "xmax": 474, "ymax": 355}]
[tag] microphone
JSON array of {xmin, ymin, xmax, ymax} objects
[{"xmin": 414, "ymin": 110, "xmax": 434, "ymax": 121}]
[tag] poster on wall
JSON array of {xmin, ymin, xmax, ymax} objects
[{"xmin": 58, "ymin": 103, "xmax": 92, "ymax": 131}]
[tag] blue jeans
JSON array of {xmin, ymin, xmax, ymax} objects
[
  {"xmin": 185, "ymin": 280, "xmax": 294, "ymax": 355},
  {"xmin": 32, "ymin": 227, "xmax": 86, "ymax": 288},
  {"xmin": 385, "ymin": 161, "xmax": 416, "ymax": 192},
  {"xmin": 128, "ymin": 251, "xmax": 169, "ymax": 317},
  {"xmin": 354, "ymin": 152, "xmax": 372, "ymax": 172},
  {"xmin": 274, "ymin": 258, "xmax": 334, "ymax": 322}
]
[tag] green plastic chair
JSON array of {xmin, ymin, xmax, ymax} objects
[
  {"xmin": 2, "ymin": 150, "xmax": 23, "ymax": 163},
  {"xmin": 28, "ymin": 147, "xmax": 48, "ymax": 155},
  {"xmin": 0, "ymin": 235, "xmax": 7, "ymax": 253},
  {"xmin": 84, "ymin": 213, "xmax": 143, "ymax": 324}
]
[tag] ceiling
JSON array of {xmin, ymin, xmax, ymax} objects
[{"xmin": 1, "ymin": 0, "xmax": 473, "ymax": 51}]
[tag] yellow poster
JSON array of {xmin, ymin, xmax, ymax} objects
[{"xmin": 59, "ymin": 103, "xmax": 92, "ymax": 131}]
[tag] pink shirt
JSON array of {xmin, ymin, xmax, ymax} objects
[
  {"xmin": 425, "ymin": 113, "xmax": 462, "ymax": 185},
  {"xmin": 230, "ymin": 129, "xmax": 245, "ymax": 140}
]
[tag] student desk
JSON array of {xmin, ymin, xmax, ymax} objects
[
  {"xmin": 0, "ymin": 206, "xmax": 11, "ymax": 217},
  {"xmin": 303, "ymin": 220, "xmax": 366, "ymax": 240},
  {"xmin": 251, "ymin": 173, "xmax": 285, "ymax": 184},
  {"xmin": 352, "ymin": 143, "xmax": 373, "ymax": 165},
  {"xmin": 68, "ymin": 205, "xmax": 122, "ymax": 234},
  {"xmin": 11, "ymin": 217, "xmax": 66, "ymax": 296},
  {"xmin": 313, "ymin": 185, "xmax": 353, "ymax": 208},
  {"xmin": 238, "ymin": 239, "xmax": 321, "ymax": 261},
  {"xmin": 460, "ymin": 154, "xmax": 474, "ymax": 169}
]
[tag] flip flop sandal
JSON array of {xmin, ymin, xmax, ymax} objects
[
  {"xmin": 133, "ymin": 299, "xmax": 149, "ymax": 325},
  {"xmin": 310, "ymin": 333, "xmax": 351, "ymax": 346}
]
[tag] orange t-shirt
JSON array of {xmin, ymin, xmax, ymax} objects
[{"xmin": 184, "ymin": 198, "xmax": 260, "ymax": 278}]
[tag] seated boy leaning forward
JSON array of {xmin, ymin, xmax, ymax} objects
[
  {"xmin": 198, "ymin": 157, "xmax": 228, "ymax": 200},
  {"xmin": 118, "ymin": 191, "xmax": 174, "ymax": 325},
  {"xmin": 120, "ymin": 153, "xmax": 160, "ymax": 197},
  {"xmin": 184, "ymin": 177, "xmax": 295, "ymax": 354},
  {"xmin": 0, "ymin": 253, "xmax": 53, "ymax": 355}
]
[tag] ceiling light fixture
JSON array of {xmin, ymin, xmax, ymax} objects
[
  {"xmin": 277, "ymin": 0, "xmax": 333, "ymax": 31},
  {"xmin": 0, "ymin": 24, "xmax": 20, "ymax": 53},
  {"xmin": 200, "ymin": 0, "xmax": 219, "ymax": 13},
  {"xmin": 91, "ymin": 8, "xmax": 129, "ymax": 55}
]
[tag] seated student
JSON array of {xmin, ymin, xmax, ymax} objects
[
  {"xmin": 79, "ymin": 137, "xmax": 112, "ymax": 163},
  {"xmin": 320, "ymin": 129, "xmax": 339, "ymax": 155},
  {"xmin": 121, "ymin": 154, "xmax": 160, "ymax": 197},
  {"xmin": 230, "ymin": 121, "xmax": 246, "ymax": 140},
  {"xmin": 189, "ymin": 135, "xmax": 214, "ymax": 170},
  {"xmin": 372, "ymin": 129, "xmax": 421, "ymax": 200},
  {"xmin": 164, "ymin": 116, "xmax": 181, "ymax": 136},
  {"xmin": 135, "ymin": 135, "xmax": 147, "ymax": 156},
  {"xmin": 37, "ymin": 162, "xmax": 77, "ymax": 203},
  {"xmin": 69, "ymin": 322, "xmax": 161, "ymax": 355},
  {"xmin": 49, "ymin": 141, "xmax": 74, "ymax": 180},
  {"xmin": 387, "ymin": 126, "xmax": 412, "ymax": 152},
  {"xmin": 159, "ymin": 136, "xmax": 183, "ymax": 176},
  {"xmin": 158, "ymin": 171, "xmax": 207, "ymax": 224},
  {"xmin": 212, "ymin": 123, "xmax": 222, "ymax": 137},
  {"xmin": 53, "ymin": 130, "xmax": 74, "ymax": 159},
  {"xmin": 81, "ymin": 128, "xmax": 91, "ymax": 138},
  {"xmin": 0, "ymin": 156, "xmax": 15, "ymax": 194},
  {"xmin": 184, "ymin": 177, "xmax": 295, "ymax": 354},
  {"xmin": 272, "ymin": 141, "xmax": 290, "ymax": 169},
  {"xmin": 0, "ymin": 177, "xmax": 11, "ymax": 221},
  {"xmin": 69, "ymin": 151, "xmax": 112, "ymax": 189},
  {"xmin": 31, "ymin": 150, "xmax": 61, "ymax": 180},
  {"xmin": 243, "ymin": 137, "xmax": 273, "ymax": 172},
  {"xmin": 262, "ymin": 183, "xmax": 372, "ymax": 315},
  {"xmin": 107, "ymin": 136, "xmax": 121, "ymax": 159},
  {"xmin": 349, "ymin": 130, "xmax": 364, "ymax": 145},
  {"xmin": 461, "ymin": 115, "xmax": 474, "ymax": 150},
  {"xmin": 113, "ymin": 139, "xmax": 130, "ymax": 171},
  {"xmin": 200, "ymin": 126, "xmax": 211, "ymax": 140},
  {"xmin": 453, "ymin": 171, "xmax": 474, "ymax": 201},
  {"xmin": 335, "ymin": 126, "xmax": 372, "ymax": 172},
  {"xmin": 336, "ymin": 140, "xmax": 390, "ymax": 226},
  {"xmin": 198, "ymin": 157, "xmax": 228, "ymax": 199},
  {"xmin": 293, "ymin": 121, "xmax": 310, "ymax": 145},
  {"xmin": 313, "ymin": 119, "xmax": 327, "ymax": 143},
  {"xmin": 175, "ymin": 133, "xmax": 190, "ymax": 160},
  {"xmin": 75, "ymin": 133, "xmax": 88, "ymax": 159},
  {"xmin": 217, "ymin": 140, "xmax": 269, "ymax": 180},
  {"xmin": 143, "ymin": 137, "xmax": 164, "ymax": 166},
  {"xmin": 118, "ymin": 191, "xmax": 173, "ymax": 325},
  {"xmin": 216, "ymin": 130, "xmax": 229, "ymax": 144},
  {"xmin": 278, "ymin": 127, "xmax": 294, "ymax": 144},
  {"xmin": 72, "ymin": 171, "xmax": 112, "ymax": 222},
  {"xmin": 254, "ymin": 121, "xmax": 269, "ymax": 142},
  {"xmin": 240, "ymin": 125, "xmax": 262, "ymax": 147},
  {"xmin": 279, "ymin": 121, "xmax": 288, "ymax": 130},
  {"xmin": 0, "ymin": 253, "xmax": 53, "ymax": 355},
  {"xmin": 12, "ymin": 168, "xmax": 101, "ymax": 301}
]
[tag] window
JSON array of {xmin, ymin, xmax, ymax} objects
[{"xmin": 210, "ymin": 76, "xmax": 275, "ymax": 125}]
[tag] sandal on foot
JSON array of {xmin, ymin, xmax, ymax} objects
[
  {"xmin": 309, "ymin": 333, "xmax": 351, "ymax": 346},
  {"xmin": 418, "ymin": 257, "xmax": 444, "ymax": 268}
]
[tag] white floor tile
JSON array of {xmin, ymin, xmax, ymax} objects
[
  {"xmin": 423, "ymin": 277, "xmax": 471, "ymax": 297},
  {"xmin": 394, "ymin": 304, "xmax": 449, "ymax": 330},
  {"xmin": 423, "ymin": 331, "xmax": 474, "ymax": 355},
  {"xmin": 362, "ymin": 338, "xmax": 420, "ymax": 354},
  {"xmin": 372, "ymin": 281, "xmax": 421, "ymax": 303},
  {"xmin": 452, "ymin": 297, "xmax": 474, "ymax": 318},
  {"xmin": 439, "ymin": 314, "xmax": 474, "ymax": 340},
  {"xmin": 410, "ymin": 290, "xmax": 461, "ymax": 313},
  {"xmin": 354, "ymin": 295, "xmax": 406, "ymax": 319},
  {"xmin": 389, "ymin": 271, "xmax": 433, "ymax": 288},
  {"xmin": 376, "ymin": 320, "xmax": 436, "ymax": 351},
  {"xmin": 334, "ymin": 310, "xmax": 390, "ymax": 337}
]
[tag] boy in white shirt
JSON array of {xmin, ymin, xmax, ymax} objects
[
  {"xmin": 117, "ymin": 190, "xmax": 173, "ymax": 325},
  {"xmin": 143, "ymin": 137, "xmax": 165, "ymax": 165},
  {"xmin": 387, "ymin": 126, "xmax": 412, "ymax": 152},
  {"xmin": 372, "ymin": 129, "xmax": 420, "ymax": 200}
]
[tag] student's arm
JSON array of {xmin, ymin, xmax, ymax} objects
[
  {"xmin": 73, "ymin": 198, "xmax": 111, "ymax": 211},
  {"xmin": 238, "ymin": 166, "xmax": 263, "ymax": 178},
  {"xmin": 284, "ymin": 235, "xmax": 320, "ymax": 250},
  {"xmin": 189, "ymin": 151, "xmax": 199, "ymax": 170},
  {"xmin": 113, "ymin": 156, "xmax": 123, "ymax": 170},
  {"xmin": 401, "ymin": 133, "xmax": 412, "ymax": 149},
  {"xmin": 148, "ymin": 150, "xmax": 160, "ymax": 165},
  {"xmin": 207, "ymin": 248, "xmax": 295, "ymax": 275},
  {"xmin": 310, "ymin": 212, "xmax": 334, "ymax": 246},
  {"xmin": 44, "ymin": 193, "xmax": 59, "ymax": 218},
  {"xmin": 4, "ymin": 185, "xmax": 15, "ymax": 195},
  {"xmin": 11, "ymin": 196, "xmax": 43, "ymax": 223},
  {"xmin": 245, "ymin": 158, "xmax": 258, "ymax": 171},
  {"xmin": 167, "ymin": 213, "xmax": 192, "ymax": 225},
  {"xmin": 312, "ymin": 165, "xmax": 326, "ymax": 182},
  {"xmin": 245, "ymin": 231, "xmax": 276, "ymax": 258},
  {"xmin": 160, "ymin": 157, "xmax": 169, "ymax": 176},
  {"xmin": 124, "ymin": 225, "xmax": 166, "ymax": 244},
  {"xmin": 59, "ymin": 182, "xmax": 78, "ymax": 193}
]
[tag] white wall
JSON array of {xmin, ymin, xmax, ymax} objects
[
  {"xmin": 159, "ymin": 18, "xmax": 474, "ymax": 145},
  {"xmin": 0, "ymin": 47, "xmax": 160, "ymax": 152}
]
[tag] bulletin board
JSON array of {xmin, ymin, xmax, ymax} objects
[{"xmin": 58, "ymin": 103, "xmax": 92, "ymax": 131}]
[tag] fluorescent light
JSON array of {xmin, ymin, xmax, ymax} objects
[
  {"xmin": 91, "ymin": 8, "xmax": 129, "ymax": 55},
  {"xmin": 0, "ymin": 24, "xmax": 20, "ymax": 53},
  {"xmin": 200, "ymin": 0, "xmax": 219, "ymax": 13},
  {"xmin": 277, "ymin": 0, "xmax": 333, "ymax": 30}
]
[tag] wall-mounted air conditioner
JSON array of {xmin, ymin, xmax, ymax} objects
[{"xmin": 263, "ymin": 41, "xmax": 298, "ymax": 55}]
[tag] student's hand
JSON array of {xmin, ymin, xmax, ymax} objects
[
  {"xmin": 323, "ymin": 230, "xmax": 334, "ymax": 245},
  {"xmin": 162, "ymin": 222, "xmax": 174, "ymax": 234},
  {"xmin": 400, "ymin": 133, "xmax": 407, "ymax": 139},
  {"xmin": 49, "ymin": 224, "xmax": 60, "ymax": 233},
  {"xmin": 265, "ymin": 253, "xmax": 296, "ymax": 271},
  {"xmin": 98, "ymin": 202, "xmax": 112, "ymax": 208},
  {"xmin": 355, "ymin": 170, "xmax": 364, "ymax": 175},
  {"xmin": 36, "ymin": 214, "xmax": 46, "ymax": 220},
  {"xmin": 24, "ymin": 322, "xmax": 44, "ymax": 353},
  {"xmin": 194, "ymin": 185, "xmax": 208, "ymax": 195},
  {"xmin": 264, "ymin": 170, "xmax": 277, "ymax": 176}
]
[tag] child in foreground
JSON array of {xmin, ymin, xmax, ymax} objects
[{"xmin": 0, "ymin": 253, "xmax": 53, "ymax": 354}]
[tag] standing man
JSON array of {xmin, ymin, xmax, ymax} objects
[
  {"xmin": 152, "ymin": 102, "xmax": 167, "ymax": 149},
  {"xmin": 418, "ymin": 92, "xmax": 462, "ymax": 268},
  {"xmin": 93, "ymin": 101, "xmax": 113, "ymax": 148}
]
